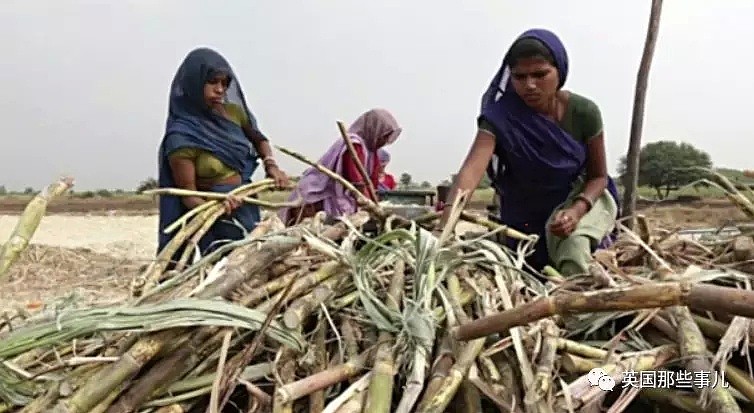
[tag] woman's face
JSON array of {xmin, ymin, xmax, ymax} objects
[
  {"xmin": 375, "ymin": 130, "xmax": 396, "ymax": 149},
  {"xmin": 510, "ymin": 57, "xmax": 559, "ymax": 110},
  {"xmin": 204, "ymin": 74, "xmax": 229, "ymax": 108}
]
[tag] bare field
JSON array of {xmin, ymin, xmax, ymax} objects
[{"xmin": 0, "ymin": 193, "xmax": 748, "ymax": 311}]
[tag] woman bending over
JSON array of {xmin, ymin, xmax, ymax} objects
[
  {"xmin": 439, "ymin": 29, "xmax": 619, "ymax": 276},
  {"xmin": 158, "ymin": 47, "xmax": 289, "ymax": 262}
]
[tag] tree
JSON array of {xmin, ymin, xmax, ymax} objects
[
  {"xmin": 137, "ymin": 177, "xmax": 158, "ymax": 193},
  {"xmin": 420, "ymin": 181, "xmax": 432, "ymax": 188},
  {"xmin": 399, "ymin": 173, "xmax": 413, "ymax": 188},
  {"xmin": 618, "ymin": 141, "xmax": 712, "ymax": 199},
  {"xmin": 621, "ymin": 0, "xmax": 664, "ymax": 228}
]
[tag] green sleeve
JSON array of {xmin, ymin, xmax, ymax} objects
[
  {"xmin": 579, "ymin": 98, "xmax": 603, "ymax": 141},
  {"xmin": 169, "ymin": 147, "xmax": 199, "ymax": 159},
  {"xmin": 477, "ymin": 117, "xmax": 497, "ymax": 137}
]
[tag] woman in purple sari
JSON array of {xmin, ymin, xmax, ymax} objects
[
  {"xmin": 280, "ymin": 108, "xmax": 402, "ymax": 225},
  {"xmin": 439, "ymin": 29, "xmax": 619, "ymax": 276}
]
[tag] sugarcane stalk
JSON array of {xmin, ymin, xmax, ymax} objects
[
  {"xmin": 336, "ymin": 120, "xmax": 379, "ymax": 204},
  {"xmin": 339, "ymin": 318, "xmax": 360, "ymax": 363},
  {"xmin": 256, "ymin": 261, "xmax": 344, "ymax": 313},
  {"xmin": 135, "ymin": 206, "xmax": 220, "ymax": 294},
  {"xmin": 240, "ymin": 267, "xmax": 308, "ymax": 309},
  {"xmin": 55, "ymin": 232, "xmax": 328, "ymax": 413},
  {"xmin": 275, "ymin": 351, "xmax": 370, "ymax": 405},
  {"xmin": 154, "ymin": 405, "xmax": 186, "ymax": 413},
  {"xmin": 172, "ymin": 184, "xmax": 276, "ymax": 271},
  {"xmin": 458, "ymin": 211, "xmax": 533, "ymax": 241},
  {"xmin": 453, "ymin": 281, "xmax": 754, "ymax": 341},
  {"xmin": 468, "ymin": 363, "xmax": 521, "ymax": 413},
  {"xmin": 641, "ymin": 388, "xmax": 707, "ymax": 413},
  {"xmin": 651, "ymin": 312, "xmax": 754, "ymax": 403},
  {"xmin": 283, "ymin": 274, "xmax": 347, "ymax": 330},
  {"xmin": 158, "ymin": 180, "xmax": 271, "ymax": 233},
  {"xmin": 562, "ymin": 345, "xmax": 678, "ymax": 408},
  {"xmin": 453, "ymin": 380, "xmax": 481, "ymax": 413},
  {"xmin": 109, "ymin": 263, "xmax": 307, "ymax": 412},
  {"xmin": 363, "ymin": 261, "xmax": 405, "ymax": 413},
  {"xmin": 144, "ymin": 185, "xmax": 299, "ymax": 211},
  {"xmin": 529, "ymin": 319, "xmax": 559, "ymax": 403},
  {"xmin": 272, "ymin": 346, "xmax": 299, "ymax": 413},
  {"xmin": 329, "ymin": 292, "xmax": 358, "ymax": 310},
  {"xmin": 89, "ymin": 383, "xmax": 129, "ymax": 413},
  {"xmin": 55, "ymin": 329, "xmax": 177, "ymax": 413},
  {"xmin": 0, "ymin": 176, "xmax": 74, "ymax": 279},
  {"xmin": 309, "ymin": 319, "xmax": 328, "ymax": 413},
  {"xmin": 415, "ymin": 277, "xmax": 484, "ymax": 413},
  {"xmin": 105, "ymin": 337, "xmax": 205, "ymax": 413},
  {"xmin": 214, "ymin": 267, "xmax": 300, "ymax": 412},
  {"xmin": 669, "ymin": 306, "xmax": 741, "ymax": 413},
  {"xmin": 393, "ymin": 330, "xmax": 428, "ymax": 412},
  {"xmin": 415, "ymin": 336, "xmax": 486, "ymax": 413},
  {"xmin": 321, "ymin": 373, "xmax": 371, "ymax": 413},
  {"xmin": 332, "ymin": 388, "xmax": 366, "ymax": 413},
  {"xmin": 18, "ymin": 381, "xmax": 59, "ymax": 413},
  {"xmin": 556, "ymin": 338, "xmax": 609, "ymax": 360},
  {"xmin": 424, "ymin": 334, "xmax": 455, "ymax": 402},
  {"xmin": 491, "ymin": 266, "xmax": 553, "ymax": 413}
]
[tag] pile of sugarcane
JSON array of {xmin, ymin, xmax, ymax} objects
[{"xmin": 5, "ymin": 153, "xmax": 754, "ymax": 412}]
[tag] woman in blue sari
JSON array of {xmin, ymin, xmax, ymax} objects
[
  {"xmin": 157, "ymin": 47, "xmax": 289, "ymax": 264},
  {"xmin": 439, "ymin": 29, "xmax": 619, "ymax": 276}
]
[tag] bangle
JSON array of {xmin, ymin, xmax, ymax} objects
[
  {"xmin": 575, "ymin": 194, "xmax": 594, "ymax": 211},
  {"xmin": 262, "ymin": 156, "xmax": 276, "ymax": 165}
]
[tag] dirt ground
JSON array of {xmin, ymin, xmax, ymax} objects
[{"xmin": 0, "ymin": 195, "xmax": 748, "ymax": 312}]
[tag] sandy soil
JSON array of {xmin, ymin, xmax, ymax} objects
[
  {"xmin": 0, "ymin": 215, "xmax": 156, "ymax": 311},
  {"xmin": 0, "ymin": 214, "xmax": 159, "ymax": 260}
]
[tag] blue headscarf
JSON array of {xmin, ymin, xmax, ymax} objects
[
  {"xmin": 157, "ymin": 47, "xmax": 260, "ymax": 254},
  {"xmin": 480, "ymin": 29, "xmax": 619, "ymax": 267}
]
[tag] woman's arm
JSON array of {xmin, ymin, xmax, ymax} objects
[
  {"xmin": 438, "ymin": 131, "xmax": 496, "ymax": 227},
  {"xmin": 573, "ymin": 133, "xmax": 609, "ymax": 214},
  {"xmin": 242, "ymin": 124, "xmax": 276, "ymax": 169},
  {"xmin": 167, "ymin": 155, "xmax": 206, "ymax": 209},
  {"xmin": 242, "ymin": 124, "xmax": 290, "ymax": 188}
]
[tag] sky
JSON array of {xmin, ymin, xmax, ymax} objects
[{"xmin": 1, "ymin": 0, "xmax": 752, "ymax": 191}]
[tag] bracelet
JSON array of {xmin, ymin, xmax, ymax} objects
[
  {"xmin": 575, "ymin": 194, "xmax": 594, "ymax": 211},
  {"xmin": 262, "ymin": 156, "xmax": 276, "ymax": 165}
]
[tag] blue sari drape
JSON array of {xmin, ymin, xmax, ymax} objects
[
  {"xmin": 480, "ymin": 29, "xmax": 620, "ymax": 270},
  {"xmin": 157, "ymin": 48, "xmax": 262, "ymax": 263}
]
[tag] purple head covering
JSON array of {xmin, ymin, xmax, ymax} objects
[
  {"xmin": 280, "ymin": 109, "xmax": 401, "ymax": 221},
  {"xmin": 480, "ymin": 29, "xmax": 619, "ymax": 269}
]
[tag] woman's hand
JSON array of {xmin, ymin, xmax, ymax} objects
[
  {"xmin": 266, "ymin": 165, "xmax": 290, "ymax": 189},
  {"xmin": 548, "ymin": 202, "xmax": 587, "ymax": 237},
  {"xmin": 222, "ymin": 195, "xmax": 243, "ymax": 215}
]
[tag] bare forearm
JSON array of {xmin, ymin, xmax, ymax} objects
[
  {"xmin": 437, "ymin": 132, "xmax": 496, "ymax": 228},
  {"xmin": 252, "ymin": 136, "xmax": 273, "ymax": 159},
  {"xmin": 581, "ymin": 177, "xmax": 607, "ymax": 201},
  {"xmin": 438, "ymin": 170, "xmax": 483, "ymax": 226},
  {"xmin": 572, "ymin": 176, "xmax": 607, "ymax": 215}
]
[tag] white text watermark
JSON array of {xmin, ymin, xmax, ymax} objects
[{"xmin": 587, "ymin": 367, "xmax": 730, "ymax": 391}]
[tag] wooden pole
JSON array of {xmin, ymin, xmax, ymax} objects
[{"xmin": 620, "ymin": 0, "xmax": 664, "ymax": 229}]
